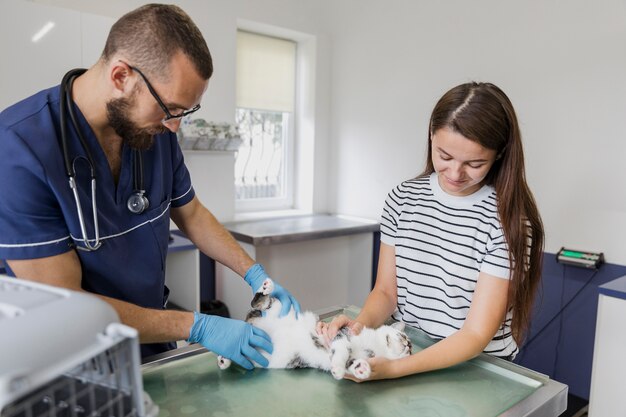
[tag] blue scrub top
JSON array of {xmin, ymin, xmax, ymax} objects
[{"xmin": 0, "ymin": 85, "xmax": 196, "ymax": 358}]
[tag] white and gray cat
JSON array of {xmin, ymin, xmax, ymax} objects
[{"xmin": 217, "ymin": 278, "xmax": 412, "ymax": 380}]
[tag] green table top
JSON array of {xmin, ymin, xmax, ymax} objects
[{"xmin": 141, "ymin": 306, "xmax": 567, "ymax": 417}]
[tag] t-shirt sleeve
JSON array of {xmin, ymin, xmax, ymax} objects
[
  {"xmin": 379, "ymin": 184, "xmax": 403, "ymax": 247},
  {"xmin": 169, "ymin": 136, "xmax": 195, "ymax": 208},
  {"xmin": 0, "ymin": 127, "xmax": 73, "ymax": 260},
  {"xmin": 481, "ymin": 226, "xmax": 512, "ymax": 279}
]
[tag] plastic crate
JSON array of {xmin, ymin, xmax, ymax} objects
[{"xmin": 0, "ymin": 277, "xmax": 158, "ymax": 417}]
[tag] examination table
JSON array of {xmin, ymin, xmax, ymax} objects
[{"xmin": 141, "ymin": 306, "xmax": 567, "ymax": 417}]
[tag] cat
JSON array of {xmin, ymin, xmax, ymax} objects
[{"xmin": 217, "ymin": 278, "xmax": 413, "ymax": 380}]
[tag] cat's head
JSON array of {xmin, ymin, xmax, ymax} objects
[{"xmin": 379, "ymin": 321, "xmax": 412, "ymax": 359}]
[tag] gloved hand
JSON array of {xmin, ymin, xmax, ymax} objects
[
  {"xmin": 244, "ymin": 263, "xmax": 301, "ymax": 317},
  {"xmin": 188, "ymin": 311, "xmax": 273, "ymax": 369}
]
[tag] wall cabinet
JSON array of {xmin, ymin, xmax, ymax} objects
[{"xmin": 0, "ymin": 0, "xmax": 113, "ymax": 111}]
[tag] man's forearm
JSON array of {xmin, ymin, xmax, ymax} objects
[
  {"xmin": 190, "ymin": 212, "xmax": 253, "ymax": 277},
  {"xmin": 98, "ymin": 294, "xmax": 194, "ymax": 343},
  {"xmin": 172, "ymin": 197, "xmax": 254, "ymax": 277}
]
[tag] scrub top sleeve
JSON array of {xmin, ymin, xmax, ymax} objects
[
  {"xmin": 169, "ymin": 138, "xmax": 195, "ymax": 208},
  {"xmin": 480, "ymin": 226, "xmax": 512, "ymax": 280},
  {"xmin": 380, "ymin": 184, "xmax": 403, "ymax": 247},
  {"xmin": 0, "ymin": 128, "xmax": 73, "ymax": 260}
]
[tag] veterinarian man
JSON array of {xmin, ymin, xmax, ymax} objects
[{"xmin": 0, "ymin": 4, "xmax": 300, "ymax": 369}]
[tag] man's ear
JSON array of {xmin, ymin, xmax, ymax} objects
[{"xmin": 109, "ymin": 61, "xmax": 133, "ymax": 96}]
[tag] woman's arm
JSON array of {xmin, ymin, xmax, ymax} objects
[{"xmin": 353, "ymin": 271, "xmax": 510, "ymax": 381}]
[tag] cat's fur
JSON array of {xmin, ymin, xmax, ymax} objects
[{"xmin": 217, "ymin": 279, "xmax": 412, "ymax": 379}]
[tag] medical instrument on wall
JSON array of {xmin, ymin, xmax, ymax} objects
[
  {"xmin": 556, "ymin": 247, "xmax": 604, "ymax": 269},
  {"xmin": 59, "ymin": 69, "xmax": 149, "ymax": 251}
]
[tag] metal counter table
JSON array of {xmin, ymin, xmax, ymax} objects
[
  {"xmin": 142, "ymin": 306, "xmax": 567, "ymax": 417},
  {"xmin": 223, "ymin": 214, "xmax": 380, "ymax": 246}
]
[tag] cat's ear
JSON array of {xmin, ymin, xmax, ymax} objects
[{"xmin": 390, "ymin": 321, "xmax": 405, "ymax": 331}]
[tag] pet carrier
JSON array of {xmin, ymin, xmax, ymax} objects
[{"xmin": 0, "ymin": 276, "xmax": 158, "ymax": 417}]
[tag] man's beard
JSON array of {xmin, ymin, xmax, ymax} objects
[{"xmin": 106, "ymin": 95, "xmax": 168, "ymax": 150}]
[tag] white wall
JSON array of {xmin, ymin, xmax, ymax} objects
[
  {"xmin": 322, "ymin": 0, "xmax": 626, "ymax": 265},
  {"xmin": 6, "ymin": 0, "xmax": 626, "ymax": 265}
]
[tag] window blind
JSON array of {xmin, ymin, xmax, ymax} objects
[{"xmin": 236, "ymin": 30, "xmax": 296, "ymax": 113}]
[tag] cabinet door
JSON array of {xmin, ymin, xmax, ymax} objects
[
  {"xmin": 0, "ymin": 1, "xmax": 80, "ymax": 110},
  {"xmin": 0, "ymin": 0, "xmax": 113, "ymax": 111}
]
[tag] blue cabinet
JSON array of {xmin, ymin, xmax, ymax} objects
[{"xmin": 515, "ymin": 253, "xmax": 626, "ymax": 400}]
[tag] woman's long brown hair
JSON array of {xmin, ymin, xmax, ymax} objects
[{"xmin": 421, "ymin": 82, "xmax": 544, "ymax": 344}]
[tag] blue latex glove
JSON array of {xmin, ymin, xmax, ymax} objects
[
  {"xmin": 187, "ymin": 312, "xmax": 273, "ymax": 369},
  {"xmin": 244, "ymin": 264, "xmax": 301, "ymax": 317}
]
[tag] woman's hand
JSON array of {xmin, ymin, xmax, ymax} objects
[
  {"xmin": 343, "ymin": 357, "xmax": 398, "ymax": 382},
  {"xmin": 315, "ymin": 314, "xmax": 364, "ymax": 346}
]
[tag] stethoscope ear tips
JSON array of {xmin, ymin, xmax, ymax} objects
[{"xmin": 127, "ymin": 191, "xmax": 149, "ymax": 214}]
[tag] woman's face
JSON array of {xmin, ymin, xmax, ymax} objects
[{"xmin": 431, "ymin": 127, "xmax": 498, "ymax": 196}]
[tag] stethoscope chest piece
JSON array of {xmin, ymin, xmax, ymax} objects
[
  {"xmin": 127, "ymin": 191, "xmax": 149, "ymax": 214},
  {"xmin": 127, "ymin": 147, "xmax": 149, "ymax": 214}
]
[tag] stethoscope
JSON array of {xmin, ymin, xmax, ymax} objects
[{"xmin": 59, "ymin": 68, "xmax": 149, "ymax": 251}]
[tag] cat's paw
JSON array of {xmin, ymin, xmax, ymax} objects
[
  {"xmin": 331, "ymin": 366, "xmax": 346, "ymax": 380},
  {"xmin": 250, "ymin": 278, "xmax": 274, "ymax": 310},
  {"xmin": 217, "ymin": 355, "xmax": 232, "ymax": 370},
  {"xmin": 348, "ymin": 358, "xmax": 371, "ymax": 380},
  {"xmin": 260, "ymin": 278, "xmax": 274, "ymax": 295}
]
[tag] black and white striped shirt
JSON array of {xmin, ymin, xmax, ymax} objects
[{"xmin": 380, "ymin": 173, "xmax": 517, "ymax": 358}]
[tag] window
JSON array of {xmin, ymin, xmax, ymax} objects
[{"xmin": 235, "ymin": 30, "xmax": 296, "ymax": 211}]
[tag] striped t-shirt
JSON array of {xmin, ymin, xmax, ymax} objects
[{"xmin": 380, "ymin": 173, "xmax": 517, "ymax": 358}]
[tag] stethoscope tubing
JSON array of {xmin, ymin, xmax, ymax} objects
[
  {"xmin": 60, "ymin": 69, "xmax": 149, "ymax": 251},
  {"xmin": 68, "ymin": 174, "xmax": 101, "ymax": 251},
  {"xmin": 60, "ymin": 69, "xmax": 102, "ymax": 251}
]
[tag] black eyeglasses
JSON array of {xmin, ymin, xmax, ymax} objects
[{"xmin": 122, "ymin": 61, "xmax": 201, "ymax": 124}]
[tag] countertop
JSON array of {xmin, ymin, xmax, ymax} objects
[
  {"xmin": 223, "ymin": 213, "xmax": 380, "ymax": 246},
  {"xmin": 598, "ymin": 274, "xmax": 626, "ymax": 300},
  {"xmin": 167, "ymin": 231, "xmax": 195, "ymax": 253}
]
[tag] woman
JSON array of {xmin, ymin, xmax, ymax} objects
[{"xmin": 319, "ymin": 82, "xmax": 544, "ymax": 381}]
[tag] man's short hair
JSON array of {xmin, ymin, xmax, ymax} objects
[{"xmin": 102, "ymin": 4, "xmax": 212, "ymax": 81}]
